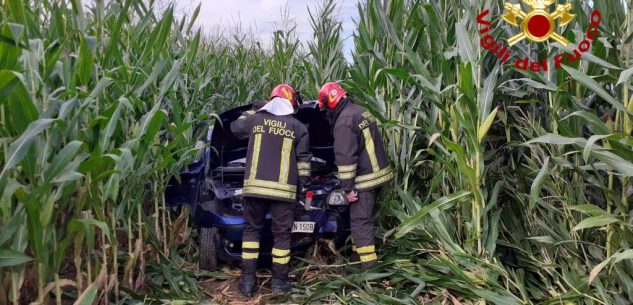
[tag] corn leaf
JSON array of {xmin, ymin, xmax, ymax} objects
[
  {"xmin": 0, "ymin": 248, "xmax": 32, "ymax": 268},
  {"xmin": 395, "ymin": 191, "xmax": 471, "ymax": 239}
]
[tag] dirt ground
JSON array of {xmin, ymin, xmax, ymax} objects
[
  {"xmin": 198, "ymin": 272, "xmax": 282, "ymax": 305},
  {"xmin": 196, "ymin": 239, "xmax": 347, "ymax": 305}
]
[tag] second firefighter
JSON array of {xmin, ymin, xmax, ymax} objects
[{"xmin": 318, "ymin": 82, "xmax": 392, "ymax": 268}]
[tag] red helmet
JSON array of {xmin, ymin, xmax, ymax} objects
[
  {"xmin": 270, "ymin": 84, "xmax": 297, "ymax": 106},
  {"xmin": 318, "ymin": 82, "xmax": 346, "ymax": 109}
]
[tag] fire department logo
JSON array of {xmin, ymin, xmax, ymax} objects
[
  {"xmin": 477, "ymin": 1, "xmax": 602, "ymax": 72},
  {"xmin": 281, "ymin": 87, "xmax": 293, "ymax": 100},
  {"xmin": 502, "ymin": 0, "xmax": 575, "ymax": 46}
]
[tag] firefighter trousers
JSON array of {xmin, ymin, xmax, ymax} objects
[
  {"xmin": 241, "ymin": 197, "xmax": 294, "ymax": 279},
  {"xmin": 350, "ymin": 189, "xmax": 378, "ymax": 268}
]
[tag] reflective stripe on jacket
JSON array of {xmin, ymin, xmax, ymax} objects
[
  {"xmin": 231, "ymin": 109, "xmax": 311, "ymax": 202},
  {"xmin": 331, "ymin": 100, "xmax": 392, "ymax": 191}
]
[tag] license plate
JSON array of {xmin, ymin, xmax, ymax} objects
[{"xmin": 292, "ymin": 221, "xmax": 315, "ymax": 233}]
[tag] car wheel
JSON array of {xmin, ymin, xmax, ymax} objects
[
  {"xmin": 190, "ymin": 180, "xmax": 202, "ymax": 218},
  {"xmin": 199, "ymin": 227, "xmax": 219, "ymax": 270}
]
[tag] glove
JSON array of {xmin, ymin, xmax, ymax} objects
[{"xmin": 345, "ymin": 190, "xmax": 358, "ymax": 203}]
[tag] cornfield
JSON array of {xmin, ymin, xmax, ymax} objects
[{"xmin": 1, "ymin": 0, "xmax": 633, "ymax": 304}]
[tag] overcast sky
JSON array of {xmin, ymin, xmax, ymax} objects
[{"xmin": 171, "ymin": 0, "xmax": 360, "ymax": 58}]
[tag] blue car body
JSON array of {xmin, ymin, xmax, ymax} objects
[{"xmin": 166, "ymin": 101, "xmax": 350, "ymax": 264}]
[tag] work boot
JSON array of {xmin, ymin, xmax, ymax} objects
[
  {"xmin": 271, "ymin": 278, "xmax": 292, "ymax": 293},
  {"xmin": 239, "ymin": 274, "xmax": 257, "ymax": 297}
]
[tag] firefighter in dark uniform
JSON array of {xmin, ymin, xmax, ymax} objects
[
  {"xmin": 318, "ymin": 82, "xmax": 392, "ymax": 268},
  {"xmin": 231, "ymin": 84, "xmax": 311, "ymax": 296}
]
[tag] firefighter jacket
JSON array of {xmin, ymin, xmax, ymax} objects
[
  {"xmin": 231, "ymin": 106, "xmax": 312, "ymax": 203},
  {"xmin": 330, "ymin": 99, "xmax": 392, "ymax": 192}
]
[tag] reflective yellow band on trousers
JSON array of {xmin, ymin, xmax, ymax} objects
[
  {"xmin": 243, "ymin": 186, "xmax": 296, "ymax": 200},
  {"xmin": 272, "ymin": 248, "xmax": 290, "ymax": 257},
  {"xmin": 244, "ymin": 179, "xmax": 297, "ymax": 192},
  {"xmin": 272, "ymin": 256, "xmax": 290, "ymax": 264},
  {"xmin": 339, "ymin": 171, "xmax": 356, "ymax": 180},
  {"xmin": 248, "ymin": 134, "xmax": 262, "ymax": 180},
  {"xmin": 279, "ymin": 137, "xmax": 293, "ymax": 184},
  {"xmin": 355, "ymin": 170, "xmax": 393, "ymax": 190},
  {"xmin": 242, "ymin": 252, "xmax": 259, "ymax": 259},
  {"xmin": 362, "ymin": 128, "xmax": 380, "ymax": 172},
  {"xmin": 338, "ymin": 164, "xmax": 357, "ymax": 173},
  {"xmin": 298, "ymin": 169, "xmax": 311, "ymax": 177},
  {"xmin": 242, "ymin": 241, "xmax": 260, "ymax": 249},
  {"xmin": 297, "ymin": 162, "xmax": 311, "ymax": 170},
  {"xmin": 359, "ymin": 253, "xmax": 377, "ymax": 262},
  {"xmin": 356, "ymin": 245, "xmax": 375, "ymax": 254}
]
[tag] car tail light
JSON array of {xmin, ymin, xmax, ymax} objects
[{"xmin": 326, "ymin": 190, "xmax": 348, "ymax": 206}]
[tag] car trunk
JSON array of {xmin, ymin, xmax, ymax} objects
[
  {"xmin": 208, "ymin": 101, "xmax": 335, "ymax": 170},
  {"xmin": 202, "ymin": 101, "xmax": 339, "ymax": 219}
]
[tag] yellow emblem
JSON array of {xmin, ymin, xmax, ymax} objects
[
  {"xmin": 281, "ymin": 87, "xmax": 292, "ymax": 100},
  {"xmin": 502, "ymin": 0, "xmax": 575, "ymax": 46}
]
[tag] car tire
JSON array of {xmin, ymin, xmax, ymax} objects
[
  {"xmin": 199, "ymin": 227, "xmax": 219, "ymax": 270},
  {"xmin": 190, "ymin": 179, "xmax": 203, "ymax": 219}
]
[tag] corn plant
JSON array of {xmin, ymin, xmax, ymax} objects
[
  {"xmin": 267, "ymin": 7, "xmax": 305, "ymax": 90},
  {"xmin": 303, "ymin": 0, "xmax": 349, "ymax": 97},
  {"xmin": 0, "ymin": 0, "xmax": 279, "ymax": 303},
  {"xmin": 297, "ymin": 0, "xmax": 633, "ymax": 304},
  {"xmin": 4, "ymin": 0, "xmax": 633, "ymax": 304}
]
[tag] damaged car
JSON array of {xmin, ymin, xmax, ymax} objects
[{"xmin": 166, "ymin": 101, "xmax": 350, "ymax": 270}]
